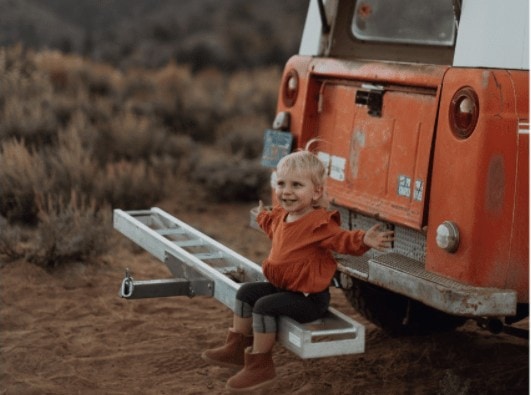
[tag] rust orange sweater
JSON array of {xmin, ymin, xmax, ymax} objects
[{"xmin": 257, "ymin": 206, "xmax": 370, "ymax": 293}]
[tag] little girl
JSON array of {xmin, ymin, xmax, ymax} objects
[{"xmin": 202, "ymin": 147, "xmax": 394, "ymax": 392}]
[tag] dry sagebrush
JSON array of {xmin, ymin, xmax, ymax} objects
[{"xmin": 0, "ymin": 46, "xmax": 278, "ymax": 267}]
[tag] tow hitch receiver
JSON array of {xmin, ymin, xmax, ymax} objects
[{"xmin": 119, "ymin": 266, "xmax": 214, "ymax": 299}]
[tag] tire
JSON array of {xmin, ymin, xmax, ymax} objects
[{"xmin": 343, "ymin": 278, "xmax": 467, "ymax": 335}]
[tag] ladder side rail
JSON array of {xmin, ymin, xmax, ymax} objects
[
  {"xmin": 151, "ymin": 207, "xmax": 265, "ymax": 280},
  {"xmin": 114, "ymin": 209, "xmax": 169, "ymax": 261},
  {"xmin": 122, "ymin": 209, "xmax": 155, "ymax": 220},
  {"xmin": 115, "ymin": 209, "xmax": 249, "ymax": 296},
  {"xmin": 146, "ymin": 208, "xmax": 265, "ymax": 283}
]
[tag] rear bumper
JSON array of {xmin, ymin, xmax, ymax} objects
[{"xmin": 336, "ymin": 253, "xmax": 517, "ymax": 317}]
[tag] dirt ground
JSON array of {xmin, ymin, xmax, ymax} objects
[{"xmin": 1, "ymin": 191, "xmax": 529, "ymax": 394}]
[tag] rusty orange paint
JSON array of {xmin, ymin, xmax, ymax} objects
[{"xmin": 426, "ymin": 69, "xmax": 528, "ymax": 302}]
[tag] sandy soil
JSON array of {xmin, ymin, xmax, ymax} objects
[{"xmin": 1, "ymin": 194, "xmax": 528, "ymax": 394}]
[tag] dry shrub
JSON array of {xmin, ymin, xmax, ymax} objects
[
  {"xmin": 33, "ymin": 50, "xmax": 85, "ymax": 93},
  {"xmin": 184, "ymin": 68, "xmax": 227, "ymax": 113},
  {"xmin": 104, "ymin": 112, "xmax": 161, "ymax": 160},
  {"xmin": 0, "ymin": 96, "xmax": 59, "ymax": 146},
  {"xmin": 0, "ymin": 46, "xmax": 279, "ymax": 267},
  {"xmin": 177, "ymin": 67, "xmax": 227, "ymax": 142},
  {"xmin": 96, "ymin": 161, "xmax": 162, "ymax": 210},
  {"xmin": 153, "ymin": 62, "xmax": 192, "ymax": 93},
  {"xmin": 175, "ymin": 67, "xmax": 280, "ymax": 143},
  {"xmin": 0, "ymin": 48, "xmax": 58, "ymax": 146},
  {"xmin": 0, "ymin": 140, "xmax": 49, "ymax": 223},
  {"xmin": 29, "ymin": 191, "xmax": 112, "ymax": 268},
  {"xmin": 122, "ymin": 64, "xmax": 189, "ymax": 119},
  {"xmin": 0, "ymin": 192, "xmax": 112, "ymax": 268},
  {"xmin": 0, "ymin": 215, "xmax": 30, "ymax": 261},
  {"xmin": 76, "ymin": 61, "xmax": 121, "ymax": 97},
  {"xmin": 224, "ymin": 67, "xmax": 281, "ymax": 116},
  {"xmin": 148, "ymin": 134, "xmax": 199, "ymax": 177},
  {"xmin": 192, "ymin": 152, "xmax": 269, "ymax": 202},
  {"xmin": 215, "ymin": 115, "xmax": 268, "ymax": 159},
  {"xmin": 47, "ymin": 122, "xmax": 98, "ymax": 197},
  {"xmin": 0, "ymin": 122, "xmax": 99, "ymax": 224},
  {"xmin": 95, "ymin": 110, "xmax": 198, "ymax": 176},
  {"xmin": 0, "ymin": 46, "xmax": 49, "ymax": 99},
  {"xmin": 34, "ymin": 49, "xmax": 122, "ymax": 98}
]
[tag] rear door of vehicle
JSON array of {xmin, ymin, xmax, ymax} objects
[{"xmin": 309, "ymin": 62, "xmax": 447, "ymax": 230}]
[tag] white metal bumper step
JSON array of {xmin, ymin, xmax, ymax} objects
[{"xmin": 113, "ymin": 207, "xmax": 365, "ymax": 358}]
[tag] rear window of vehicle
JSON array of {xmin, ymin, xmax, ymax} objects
[{"xmin": 352, "ymin": 0, "xmax": 456, "ymax": 46}]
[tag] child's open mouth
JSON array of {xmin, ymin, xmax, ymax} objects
[{"xmin": 281, "ymin": 199, "xmax": 297, "ymax": 205}]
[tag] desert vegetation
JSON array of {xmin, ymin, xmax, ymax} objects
[
  {"xmin": 0, "ymin": 0, "xmax": 307, "ymax": 71},
  {"xmin": 0, "ymin": 45, "xmax": 279, "ymax": 268}
]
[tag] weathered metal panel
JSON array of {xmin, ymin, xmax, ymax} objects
[{"xmin": 368, "ymin": 253, "xmax": 517, "ymax": 316}]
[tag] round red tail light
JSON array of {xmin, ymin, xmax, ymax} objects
[
  {"xmin": 282, "ymin": 69, "xmax": 299, "ymax": 107},
  {"xmin": 449, "ymin": 87, "xmax": 479, "ymax": 139}
]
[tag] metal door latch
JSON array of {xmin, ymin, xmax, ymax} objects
[{"xmin": 355, "ymin": 84, "xmax": 385, "ymax": 117}]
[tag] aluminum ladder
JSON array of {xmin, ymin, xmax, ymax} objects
[{"xmin": 113, "ymin": 207, "xmax": 365, "ymax": 358}]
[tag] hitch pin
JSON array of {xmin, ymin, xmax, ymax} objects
[{"xmin": 120, "ymin": 268, "xmax": 134, "ymax": 298}]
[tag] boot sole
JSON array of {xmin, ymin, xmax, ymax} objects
[
  {"xmin": 225, "ymin": 377, "xmax": 276, "ymax": 393},
  {"xmin": 201, "ymin": 351, "xmax": 243, "ymax": 369}
]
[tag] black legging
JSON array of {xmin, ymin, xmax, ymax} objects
[{"xmin": 235, "ymin": 282, "xmax": 330, "ymax": 333}]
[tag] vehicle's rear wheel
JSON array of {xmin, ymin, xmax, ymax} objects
[{"xmin": 343, "ymin": 278, "xmax": 467, "ymax": 335}]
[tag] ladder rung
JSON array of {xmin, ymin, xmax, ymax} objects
[
  {"xmin": 218, "ymin": 266, "xmax": 239, "ymax": 274},
  {"xmin": 174, "ymin": 239, "xmax": 204, "ymax": 247},
  {"xmin": 193, "ymin": 252, "xmax": 224, "ymax": 260},
  {"xmin": 157, "ymin": 228, "xmax": 185, "ymax": 236}
]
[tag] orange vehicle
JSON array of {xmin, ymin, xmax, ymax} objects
[{"xmin": 262, "ymin": 0, "xmax": 529, "ymax": 334}]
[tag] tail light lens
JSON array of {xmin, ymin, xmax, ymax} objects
[
  {"xmin": 282, "ymin": 69, "xmax": 299, "ymax": 107},
  {"xmin": 449, "ymin": 87, "xmax": 479, "ymax": 139}
]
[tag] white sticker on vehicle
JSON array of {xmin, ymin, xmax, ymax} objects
[
  {"xmin": 414, "ymin": 179, "xmax": 424, "ymax": 201},
  {"xmin": 317, "ymin": 151, "xmax": 331, "ymax": 174},
  {"xmin": 398, "ymin": 175, "xmax": 411, "ymax": 198},
  {"xmin": 518, "ymin": 121, "xmax": 529, "ymax": 135},
  {"xmin": 330, "ymin": 155, "xmax": 346, "ymax": 181}
]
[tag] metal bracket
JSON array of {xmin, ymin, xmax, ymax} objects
[{"xmin": 119, "ymin": 265, "xmax": 214, "ymax": 300}]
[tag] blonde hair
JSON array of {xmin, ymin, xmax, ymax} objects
[{"xmin": 276, "ymin": 140, "xmax": 329, "ymax": 208}]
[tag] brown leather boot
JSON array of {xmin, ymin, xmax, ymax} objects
[
  {"xmin": 225, "ymin": 347, "xmax": 276, "ymax": 392},
  {"xmin": 201, "ymin": 329, "xmax": 253, "ymax": 368}
]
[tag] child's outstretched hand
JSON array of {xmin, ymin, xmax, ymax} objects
[{"xmin": 363, "ymin": 224, "xmax": 394, "ymax": 251}]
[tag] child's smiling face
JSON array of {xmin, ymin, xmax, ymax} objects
[{"xmin": 275, "ymin": 168, "xmax": 323, "ymax": 220}]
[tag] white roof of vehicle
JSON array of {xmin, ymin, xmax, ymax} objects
[
  {"xmin": 299, "ymin": 0, "xmax": 324, "ymax": 56},
  {"xmin": 453, "ymin": 0, "xmax": 529, "ymax": 70}
]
